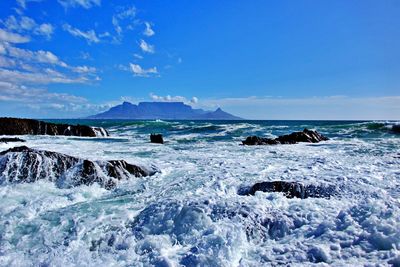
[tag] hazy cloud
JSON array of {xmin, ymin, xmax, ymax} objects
[
  {"xmin": 112, "ymin": 6, "xmax": 136, "ymax": 38},
  {"xmin": 72, "ymin": 65, "xmax": 96, "ymax": 73},
  {"xmin": 0, "ymin": 68, "xmax": 89, "ymax": 85},
  {"xmin": 6, "ymin": 45, "xmax": 68, "ymax": 67},
  {"xmin": 58, "ymin": 0, "xmax": 101, "ymax": 9},
  {"xmin": 150, "ymin": 93, "xmax": 198, "ymax": 104},
  {"xmin": 0, "ymin": 28, "xmax": 30, "ymax": 43},
  {"xmin": 2, "ymin": 15, "xmax": 54, "ymax": 39},
  {"xmin": 0, "ymin": 81, "xmax": 86, "ymax": 103},
  {"xmin": 16, "ymin": 0, "xmax": 43, "ymax": 9},
  {"xmin": 35, "ymin": 23, "xmax": 54, "ymax": 39},
  {"xmin": 143, "ymin": 22, "xmax": 154, "ymax": 37},
  {"xmin": 63, "ymin": 24, "xmax": 100, "ymax": 44},
  {"xmin": 139, "ymin": 39, "xmax": 154, "ymax": 53},
  {"xmin": 129, "ymin": 63, "xmax": 157, "ymax": 77},
  {"xmin": 133, "ymin": 53, "xmax": 143, "ymax": 59}
]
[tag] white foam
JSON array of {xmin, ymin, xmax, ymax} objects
[{"xmin": 0, "ymin": 122, "xmax": 399, "ymax": 266}]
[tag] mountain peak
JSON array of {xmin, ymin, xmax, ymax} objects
[{"xmin": 88, "ymin": 101, "xmax": 243, "ymax": 120}]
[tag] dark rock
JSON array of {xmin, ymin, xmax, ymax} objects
[
  {"xmin": 0, "ymin": 146, "xmax": 157, "ymax": 189},
  {"xmin": 150, "ymin": 134, "xmax": 164, "ymax": 144},
  {"xmin": 242, "ymin": 129, "xmax": 328, "ymax": 145},
  {"xmin": 0, "ymin": 117, "xmax": 109, "ymax": 137},
  {"xmin": 0, "ymin": 137, "xmax": 25, "ymax": 143},
  {"xmin": 242, "ymin": 136, "xmax": 280, "ymax": 145},
  {"xmin": 240, "ymin": 181, "xmax": 335, "ymax": 199},
  {"xmin": 392, "ymin": 125, "xmax": 400, "ymax": 134}
]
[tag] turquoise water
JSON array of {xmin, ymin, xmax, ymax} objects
[{"xmin": 0, "ymin": 120, "xmax": 399, "ymax": 266}]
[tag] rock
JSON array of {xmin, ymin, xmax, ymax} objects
[
  {"xmin": 150, "ymin": 134, "xmax": 164, "ymax": 144},
  {"xmin": 0, "ymin": 117, "xmax": 109, "ymax": 137},
  {"xmin": 392, "ymin": 125, "xmax": 400, "ymax": 134},
  {"xmin": 0, "ymin": 146, "xmax": 157, "ymax": 189},
  {"xmin": 242, "ymin": 129, "xmax": 328, "ymax": 145},
  {"xmin": 240, "ymin": 181, "xmax": 335, "ymax": 199},
  {"xmin": 242, "ymin": 136, "xmax": 280, "ymax": 145},
  {"xmin": 0, "ymin": 137, "xmax": 25, "ymax": 143}
]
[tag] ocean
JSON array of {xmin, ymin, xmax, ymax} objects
[{"xmin": 0, "ymin": 120, "xmax": 399, "ymax": 266}]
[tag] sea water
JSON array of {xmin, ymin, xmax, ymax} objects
[{"xmin": 0, "ymin": 120, "xmax": 399, "ymax": 266}]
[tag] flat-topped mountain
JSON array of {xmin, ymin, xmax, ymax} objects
[{"xmin": 88, "ymin": 101, "xmax": 243, "ymax": 120}]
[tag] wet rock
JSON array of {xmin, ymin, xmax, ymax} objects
[
  {"xmin": 392, "ymin": 125, "xmax": 400, "ymax": 134},
  {"xmin": 0, "ymin": 137, "xmax": 25, "ymax": 143},
  {"xmin": 240, "ymin": 181, "xmax": 335, "ymax": 199},
  {"xmin": 241, "ymin": 136, "xmax": 280, "ymax": 145},
  {"xmin": 150, "ymin": 134, "xmax": 164, "ymax": 144},
  {"xmin": 0, "ymin": 117, "xmax": 109, "ymax": 137},
  {"xmin": 0, "ymin": 146, "xmax": 157, "ymax": 189},
  {"xmin": 242, "ymin": 129, "xmax": 328, "ymax": 145}
]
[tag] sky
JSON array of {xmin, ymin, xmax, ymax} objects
[{"xmin": 0, "ymin": 0, "xmax": 399, "ymax": 119}]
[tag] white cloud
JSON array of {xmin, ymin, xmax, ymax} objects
[
  {"xmin": 143, "ymin": 22, "xmax": 154, "ymax": 37},
  {"xmin": 35, "ymin": 23, "xmax": 54, "ymax": 39},
  {"xmin": 0, "ymin": 81, "xmax": 87, "ymax": 103},
  {"xmin": 139, "ymin": 39, "xmax": 154, "ymax": 53},
  {"xmin": 58, "ymin": 0, "xmax": 101, "ymax": 9},
  {"xmin": 0, "ymin": 56, "xmax": 17, "ymax": 68},
  {"xmin": 2, "ymin": 16, "xmax": 54, "ymax": 39},
  {"xmin": 0, "ymin": 68, "xmax": 88, "ymax": 85},
  {"xmin": 6, "ymin": 45, "xmax": 67, "ymax": 67},
  {"xmin": 129, "ymin": 63, "xmax": 157, "ymax": 77},
  {"xmin": 63, "ymin": 24, "xmax": 100, "ymax": 44},
  {"xmin": 190, "ymin": 97, "xmax": 198, "ymax": 104},
  {"xmin": 112, "ymin": 6, "xmax": 136, "ymax": 39},
  {"xmin": 16, "ymin": 0, "xmax": 43, "ymax": 9},
  {"xmin": 0, "ymin": 43, "xmax": 98, "ymax": 86},
  {"xmin": 116, "ymin": 64, "xmax": 130, "ymax": 72},
  {"xmin": 133, "ymin": 53, "xmax": 143, "ymax": 59},
  {"xmin": 0, "ymin": 44, "xmax": 6, "ymax": 54},
  {"xmin": 80, "ymin": 51, "xmax": 92, "ymax": 60},
  {"xmin": 0, "ymin": 28, "xmax": 30, "ymax": 43},
  {"xmin": 149, "ymin": 93, "xmax": 198, "ymax": 104},
  {"xmin": 72, "ymin": 65, "xmax": 96, "ymax": 73}
]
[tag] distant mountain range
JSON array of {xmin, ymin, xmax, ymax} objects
[{"xmin": 87, "ymin": 101, "xmax": 243, "ymax": 120}]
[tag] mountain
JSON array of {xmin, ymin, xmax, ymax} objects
[{"xmin": 88, "ymin": 102, "xmax": 243, "ymax": 120}]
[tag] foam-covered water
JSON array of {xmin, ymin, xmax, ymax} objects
[{"xmin": 0, "ymin": 120, "xmax": 399, "ymax": 266}]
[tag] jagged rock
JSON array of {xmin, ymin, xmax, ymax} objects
[
  {"xmin": 242, "ymin": 129, "xmax": 328, "ymax": 145},
  {"xmin": 0, "ymin": 137, "xmax": 25, "ymax": 143},
  {"xmin": 0, "ymin": 117, "xmax": 109, "ymax": 137},
  {"xmin": 150, "ymin": 134, "xmax": 164, "ymax": 144},
  {"xmin": 0, "ymin": 146, "xmax": 157, "ymax": 189},
  {"xmin": 240, "ymin": 181, "xmax": 335, "ymax": 199}
]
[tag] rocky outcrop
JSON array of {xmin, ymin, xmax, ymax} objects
[
  {"xmin": 242, "ymin": 129, "xmax": 328, "ymax": 145},
  {"xmin": 240, "ymin": 181, "xmax": 335, "ymax": 199},
  {"xmin": 0, "ymin": 146, "xmax": 157, "ymax": 189},
  {"xmin": 150, "ymin": 134, "xmax": 164, "ymax": 144},
  {"xmin": 0, "ymin": 137, "xmax": 25, "ymax": 143},
  {"xmin": 0, "ymin": 117, "xmax": 109, "ymax": 137}
]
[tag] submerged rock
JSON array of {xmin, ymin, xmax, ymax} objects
[
  {"xmin": 0, "ymin": 117, "xmax": 109, "ymax": 137},
  {"xmin": 150, "ymin": 134, "xmax": 164, "ymax": 144},
  {"xmin": 240, "ymin": 181, "xmax": 335, "ymax": 199},
  {"xmin": 0, "ymin": 146, "xmax": 157, "ymax": 189},
  {"xmin": 0, "ymin": 137, "xmax": 25, "ymax": 143},
  {"xmin": 242, "ymin": 129, "xmax": 328, "ymax": 145}
]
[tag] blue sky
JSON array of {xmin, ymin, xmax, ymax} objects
[{"xmin": 0, "ymin": 0, "xmax": 399, "ymax": 119}]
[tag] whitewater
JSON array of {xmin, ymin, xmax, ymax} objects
[{"xmin": 0, "ymin": 120, "xmax": 399, "ymax": 266}]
